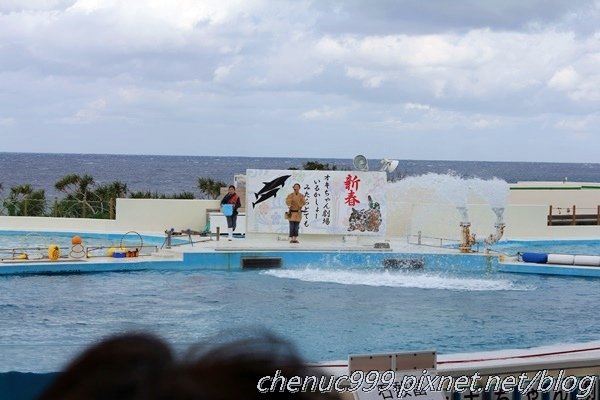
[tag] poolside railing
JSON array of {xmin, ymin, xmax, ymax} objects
[
  {"xmin": 548, "ymin": 205, "xmax": 600, "ymax": 226},
  {"xmin": 0, "ymin": 198, "xmax": 116, "ymax": 219},
  {"xmin": 0, "ymin": 244, "xmax": 159, "ymax": 261},
  {"xmin": 406, "ymin": 231, "xmax": 469, "ymax": 250},
  {"xmin": 84, "ymin": 245, "xmax": 159, "ymax": 258}
]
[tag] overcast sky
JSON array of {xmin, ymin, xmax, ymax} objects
[{"xmin": 1, "ymin": 0, "xmax": 599, "ymax": 162}]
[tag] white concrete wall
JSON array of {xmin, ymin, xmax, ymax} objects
[
  {"xmin": 504, "ymin": 183, "xmax": 600, "ymax": 239},
  {"xmin": 509, "ymin": 182, "xmax": 600, "ymax": 208},
  {"xmin": 385, "ymin": 182, "xmax": 600, "ymax": 241},
  {"xmin": 116, "ymin": 198, "xmax": 220, "ymax": 234},
  {"xmin": 0, "ymin": 199, "xmax": 220, "ymax": 236},
  {"xmin": 0, "ymin": 216, "xmax": 118, "ymax": 233},
  {"xmin": 505, "ymin": 205, "xmax": 600, "ymax": 239},
  {"xmin": 1, "ymin": 183, "xmax": 599, "ymax": 240},
  {"xmin": 389, "ymin": 202, "xmax": 600, "ymax": 241},
  {"xmin": 387, "ymin": 202, "xmax": 499, "ymax": 241}
]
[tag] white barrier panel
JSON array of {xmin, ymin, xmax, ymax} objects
[
  {"xmin": 354, "ymin": 370, "xmax": 444, "ymax": 400},
  {"xmin": 573, "ymin": 255, "xmax": 600, "ymax": 266},
  {"xmin": 208, "ymin": 212, "xmax": 246, "ymax": 235},
  {"xmin": 349, "ymin": 351, "xmax": 442, "ymax": 400},
  {"xmin": 547, "ymin": 254, "xmax": 575, "ymax": 265}
]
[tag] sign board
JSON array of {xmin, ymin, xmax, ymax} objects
[
  {"xmin": 245, "ymin": 169, "xmax": 387, "ymax": 235},
  {"xmin": 348, "ymin": 352, "xmax": 443, "ymax": 400},
  {"xmin": 352, "ymin": 370, "xmax": 445, "ymax": 400}
]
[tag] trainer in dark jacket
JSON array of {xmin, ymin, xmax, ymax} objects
[{"xmin": 220, "ymin": 185, "xmax": 242, "ymax": 241}]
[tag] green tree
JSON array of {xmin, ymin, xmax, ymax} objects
[
  {"xmin": 4, "ymin": 184, "xmax": 47, "ymax": 216},
  {"xmin": 289, "ymin": 161, "xmax": 338, "ymax": 170},
  {"xmin": 129, "ymin": 191, "xmax": 196, "ymax": 199},
  {"xmin": 129, "ymin": 190, "xmax": 162, "ymax": 199},
  {"xmin": 172, "ymin": 191, "xmax": 195, "ymax": 199},
  {"xmin": 94, "ymin": 181, "xmax": 129, "ymax": 219},
  {"xmin": 53, "ymin": 174, "xmax": 98, "ymax": 218},
  {"xmin": 197, "ymin": 177, "xmax": 226, "ymax": 199}
]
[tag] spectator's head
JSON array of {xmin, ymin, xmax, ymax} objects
[
  {"xmin": 40, "ymin": 332, "xmax": 174, "ymax": 400},
  {"xmin": 40, "ymin": 332, "xmax": 341, "ymax": 400},
  {"xmin": 157, "ymin": 333, "xmax": 340, "ymax": 399}
]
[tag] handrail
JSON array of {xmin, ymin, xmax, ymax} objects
[
  {"xmin": 0, "ymin": 244, "xmax": 159, "ymax": 259},
  {"xmin": 85, "ymin": 244, "xmax": 158, "ymax": 258},
  {"xmin": 548, "ymin": 204, "xmax": 600, "ymax": 226},
  {"xmin": 406, "ymin": 232, "xmax": 464, "ymax": 249}
]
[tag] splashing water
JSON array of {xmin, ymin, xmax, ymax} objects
[
  {"xmin": 389, "ymin": 173, "xmax": 469, "ymax": 207},
  {"xmin": 387, "ymin": 173, "xmax": 509, "ymax": 230},
  {"xmin": 387, "ymin": 173, "xmax": 509, "ymax": 209},
  {"xmin": 471, "ymin": 177, "xmax": 510, "ymax": 209},
  {"xmin": 262, "ymin": 268, "xmax": 533, "ymax": 292}
]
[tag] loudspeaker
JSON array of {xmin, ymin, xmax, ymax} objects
[
  {"xmin": 353, "ymin": 155, "xmax": 369, "ymax": 171},
  {"xmin": 380, "ymin": 159, "xmax": 399, "ymax": 173}
]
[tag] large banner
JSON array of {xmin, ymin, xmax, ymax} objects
[{"xmin": 245, "ymin": 169, "xmax": 387, "ymax": 235}]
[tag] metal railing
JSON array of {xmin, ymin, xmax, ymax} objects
[
  {"xmin": 0, "ymin": 245, "xmax": 159, "ymax": 261},
  {"xmin": 0, "ymin": 198, "xmax": 116, "ymax": 219},
  {"xmin": 548, "ymin": 205, "xmax": 600, "ymax": 226},
  {"xmin": 406, "ymin": 231, "xmax": 467, "ymax": 250},
  {"xmin": 84, "ymin": 245, "xmax": 159, "ymax": 258}
]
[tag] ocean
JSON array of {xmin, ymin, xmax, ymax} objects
[{"xmin": 1, "ymin": 152, "xmax": 599, "ymax": 199}]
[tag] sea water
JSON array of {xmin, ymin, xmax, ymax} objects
[{"xmin": 1, "ymin": 152, "xmax": 599, "ymax": 199}]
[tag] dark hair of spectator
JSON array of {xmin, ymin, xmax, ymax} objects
[{"xmin": 40, "ymin": 331, "xmax": 341, "ymax": 400}]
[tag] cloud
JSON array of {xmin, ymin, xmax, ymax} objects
[
  {"xmin": 0, "ymin": 0, "xmax": 76, "ymax": 13},
  {"xmin": 375, "ymin": 104, "xmax": 502, "ymax": 131},
  {"xmin": 565, "ymin": 130, "xmax": 593, "ymax": 141},
  {"xmin": 1, "ymin": 0, "xmax": 600, "ymax": 161},
  {"xmin": 0, "ymin": 117, "xmax": 15, "ymax": 126},
  {"xmin": 117, "ymin": 87, "xmax": 183, "ymax": 105},
  {"xmin": 302, "ymin": 106, "xmax": 348, "ymax": 120},
  {"xmin": 69, "ymin": 0, "xmax": 256, "ymax": 29},
  {"xmin": 548, "ymin": 61, "xmax": 600, "ymax": 102},
  {"xmin": 311, "ymin": 0, "xmax": 598, "ymax": 34},
  {"xmin": 213, "ymin": 63, "xmax": 234, "ymax": 82},
  {"xmin": 345, "ymin": 67, "xmax": 385, "ymax": 88},
  {"xmin": 554, "ymin": 113, "xmax": 600, "ymax": 134},
  {"xmin": 404, "ymin": 103, "xmax": 431, "ymax": 111},
  {"xmin": 59, "ymin": 98, "xmax": 107, "ymax": 124},
  {"xmin": 548, "ymin": 66, "xmax": 580, "ymax": 90},
  {"xmin": 316, "ymin": 29, "xmax": 582, "ymax": 102}
]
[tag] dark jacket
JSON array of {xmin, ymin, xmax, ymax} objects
[{"xmin": 220, "ymin": 193, "xmax": 241, "ymax": 216}]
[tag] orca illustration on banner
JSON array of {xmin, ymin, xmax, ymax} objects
[
  {"xmin": 252, "ymin": 187, "xmax": 280, "ymax": 208},
  {"xmin": 254, "ymin": 175, "xmax": 291, "ymax": 198}
]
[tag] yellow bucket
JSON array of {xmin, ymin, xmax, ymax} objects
[{"xmin": 48, "ymin": 245, "xmax": 60, "ymax": 261}]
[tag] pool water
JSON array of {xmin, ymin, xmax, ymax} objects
[
  {"xmin": 490, "ymin": 239, "xmax": 600, "ymax": 256},
  {"xmin": 1, "ymin": 265, "xmax": 599, "ymax": 372},
  {"xmin": 0, "ymin": 231, "xmax": 176, "ymax": 258}
]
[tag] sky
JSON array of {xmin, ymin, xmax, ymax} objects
[{"xmin": 1, "ymin": 0, "xmax": 600, "ymax": 162}]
